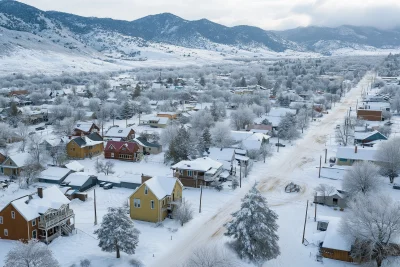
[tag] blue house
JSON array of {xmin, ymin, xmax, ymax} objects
[{"xmin": 354, "ymin": 130, "xmax": 387, "ymax": 145}]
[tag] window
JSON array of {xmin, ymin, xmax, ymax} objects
[
  {"xmin": 0, "ymin": 216, "xmax": 3, "ymax": 224},
  {"xmin": 134, "ymin": 199, "xmax": 141, "ymax": 208},
  {"xmin": 32, "ymin": 230, "xmax": 37, "ymax": 239},
  {"xmin": 4, "ymin": 229, "xmax": 8, "ymax": 236},
  {"xmin": 32, "ymin": 219, "xmax": 36, "ymax": 227},
  {"xmin": 111, "ymin": 153, "xmax": 114, "ymax": 158},
  {"xmin": 179, "ymin": 170, "xmax": 183, "ymax": 175},
  {"xmin": 11, "ymin": 211, "xmax": 15, "ymax": 219},
  {"xmin": 188, "ymin": 170, "xmax": 193, "ymax": 177},
  {"xmin": 149, "ymin": 148, "xmax": 151, "ymax": 151},
  {"xmin": 151, "ymin": 200, "xmax": 154, "ymax": 209},
  {"xmin": 144, "ymin": 186, "xmax": 148, "ymax": 195}
]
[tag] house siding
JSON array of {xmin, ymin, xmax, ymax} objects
[
  {"xmin": 357, "ymin": 110, "xmax": 382, "ymax": 121},
  {"xmin": 67, "ymin": 141, "xmax": 104, "ymax": 159},
  {"xmin": 0, "ymin": 204, "xmax": 38, "ymax": 241},
  {"xmin": 321, "ymin": 247, "xmax": 353, "ymax": 262},
  {"xmin": 1, "ymin": 158, "xmax": 21, "ymax": 176}
]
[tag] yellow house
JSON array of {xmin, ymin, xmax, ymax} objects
[
  {"xmin": 129, "ymin": 176, "xmax": 183, "ymax": 223},
  {"xmin": 66, "ymin": 133, "xmax": 104, "ymax": 159}
]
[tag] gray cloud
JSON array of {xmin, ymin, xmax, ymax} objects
[{"xmin": 17, "ymin": 0, "xmax": 400, "ymax": 30}]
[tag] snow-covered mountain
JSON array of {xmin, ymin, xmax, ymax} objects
[{"xmin": 1, "ymin": 0, "xmax": 400, "ymax": 74}]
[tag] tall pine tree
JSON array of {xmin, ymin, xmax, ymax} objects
[
  {"xmin": 202, "ymin": 128, "xmax": 212, "ymax": 150},
  {"xmin": 120, "ymin": 101, "xmax": 133, "ymax": 127},
  {"xmin": 94, "ymin": 207, "xmax": 140, "ymax": 258},
  {"xmin": 224, "ymin": 184, "xmax": 280, "ymax": 263},
  {"xmin": 165, "ymin": 126, "xmax": 193, "ymax": 163},
  {"xmin": 210, "ymin": 101, "xmax": 219, "ymax": 121}
]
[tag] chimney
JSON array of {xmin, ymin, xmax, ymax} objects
[
  {"xmin": 355, "ymin": 146, "xmax": 358, "ymax": 154},
  {"xmin": 37, "ymin": 187, "xmax": 43, "ymax": 198}
]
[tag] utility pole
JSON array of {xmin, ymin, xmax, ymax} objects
[
  {"xmin": 239, "ymin": 162, "xmax": 242, "ymax": 188},
  {"xmin": 199, "ymin": 185, "xmax": 202, "ymax": 213},
  {"xmin": 314, "ymin": 196, "xmax": 317, "ymax": 222},
  {"xmin": 302, "ymin": 200, "xmax": 309, "ymax": 244},
  {"xmin": 277, "ymin": 133, "xmax": 280, "ymax": 153},
  {"xmin": 318, "ymin": 155, "xmax": 322, "ymax": 178},
  {"xmin": 94, "ymin": 188, "xmax": 98, "ymax": 226},
  {"xmin": 324, "ymin": 149, "xmax": 327, "ymax": 164}
]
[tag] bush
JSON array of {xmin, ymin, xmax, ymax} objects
[
  {"xmin": 80, "ymin": 259, "xmax": 91, "ymax": 267},
  {"xmin": 129, "ymin": 258, "xmax": 144, "ymax": 267},
  {"xmin": 212, "ymin": 181, "xmax": 223, "ymax": 192},
  {"xmin": 231, "ymin": 179, "xmax": 239, "ymax": 190}
]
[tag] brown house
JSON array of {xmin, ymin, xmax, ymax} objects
[
  {"xmin": 66, "ymin": 133, "xmax": 104, "ymax": 159},
  {"xmin": 0, "ymin": 152, "xmax": 5, "ymax": 164},
  {"xmin": 73, "ymin": 121, "xmax": 100, "ymax": 136},
  {"xmin": 104, "ymin": 127, "xmax": 135, "ymax": 141},
  {"xmin": 319, "ymin": 217, "xmax": 353, "ymax": 262},
  {"xmin": 0, "ymin": 186, "xmax": 75, "ymax": 243},
  {"xmin": 104, "ymin": 141, "xmax": 140, "ymax": 161},
  {"xmin": 357, "ymin": 109, "xmax": 382, "ymax": 121},
  {"xmin": 171, "ymin": 157, "xmax": 223, "ymax": 188}
]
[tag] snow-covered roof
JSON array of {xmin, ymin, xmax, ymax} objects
[
  {"xmin": 74, "ymin": 121, "xmax": 94, "ymax": 132},
  {"xmin": 65, "ymin": 161, "xmax": 84, "ymax": 172},
  {"xmin": 144, "ymin": 176, "xmax": 180, "ymax": 200},
  {"xmin": 231, "ymin": 131, "xmax": 270, "ymax": 151},
  {"xmin": 322, "ymin": 217, "xmax": 351, "ymax": 251},
  {"xmin": 10, "ymin": 186, "xmax": 70, "ymax": 221},
  {"xmin": 172, "ymin": 157, "xmax": 223, "ymax": 173},
  {"xmin": 205, "ymin": 147, "xmax": 235, "ymax": 162},
  {"xmin": 336, "ymin": 146, "xmax": 378, "ymax": 161},
  {"xmin": 354, "ymin": 130, "xmax": 386, "ymax": 141},
  {"xmin": 64, "ymin": 172, "xmax": 94, "ymax": 187},
  {"xmin": 268, "ymin": 108, "xmax": 296, "ymax": 117},
  {"xmin": 8, "ymin": 152, "xmax": 31, "ymax": 167},
  {"xmin": 39, "ymin": 167, "xmax": 71, "ymax": 181},
  {"xmin": 105, "ymin": 127, "xmax": 134, "ymax": 138},
  {"xmin": 254, "ymin": 116, "xmax": 281, "ymax": 127}
]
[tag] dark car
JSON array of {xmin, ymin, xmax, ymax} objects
[
  {"xmin": 275, "ymin": 143, "xmax": 286, "ymax": 147},
  {"xmin": 29, "ymin": 132, "xmax": 36, "ymax": 135},
  {"xmin": 45, "ymin": 122, "xmax": 53, "ymax": 126},
  {"xmin": 99, "ymin": 182, "xmax": 107, "ymax": 187},
  {"xmin": 35, "ymin": 126, "xmax": 45, "ymax": 131},
  {"xmin": 103, "ymin": 183, "xmax": 114, "ymax": 190}
]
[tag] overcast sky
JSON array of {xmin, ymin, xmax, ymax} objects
[{"xmin": 18, "ymin": 0, "xmax": 400, "ymax": 30}]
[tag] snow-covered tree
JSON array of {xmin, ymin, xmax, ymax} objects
[
  {"xmin": 160, "ymin": 124, "xmax": 179, "ymax": 146},
  {"xmin": 202, "ymin": 128, "xmax": 212, "ymax": 149},
  {"xmin": 340, "ymin": 193, "xmax": 400, "ymax": 267},
  {"xmin": 5, "ymin": 239, "xmax": 60, "ymax": 267},
  {"xmin": 260, "ymin": 143, "xmax": 272, "ymax": 163},
  {"xmin": 173, "ymin": 199, "xmax": 193, "ymax": 226},
  {"xmin": 120, "ymin": 101, "xmax": 133, "ymax": 127},
  {"xmin": 94, "ymin": 207, "xmax": 140, "ymax": 258},
  {"xmin": 278, "ymin": 113, "xmax": 299, "ymax": 141},
  {"xmin": 211, "ymin": 122, "xmax": 232, "ymax": 148},
  {"xmin": 16, "ymin": 122, "xmax": 29, "ymax": 152},
  {"xmin": 342, "ymin": 162, "xmax": 381, "ymax": 196},
  {"xmin": 376, "ymin": 137, "xmax": 400, "ymax": 183},
  {"xmin": 251, "ymin": 104, "xmax": 264, "ymax": 117},
  {"xmin": 190, "ymin": 109, "xmax": 214, "ymax": 131},
  {"xmin": 390, "ymin": 93, "xmax": 400, "ymax": 113},
  {"xmin": 48, "ymin": 143, "xmax": 68, "ymax": 166},
  {"xmin": 297, "ymin": 108, "xmax": 309, "ymax": 133},
  {"xmin": 224, "ymin": 184, "xmax": 280, "ymax": 263},
  {"xmin": 88, "ymin": 98, "xmax": 101, "ymax": 112},
  {"xmin": 182, "ymin": 244, "xmax": 238, "ymax": 267},
  {"xmin": 230, "ymin": 106, "xmax": 256, "ymax": 130},
  {"xmin": 54, "ymin": 117, "xmax": 76, "ymax": 136},
  {"xmin": 165, "ymin": 126, "xmax": 193, "ymax": 163},
  {"xmin": 335, "ymin": 118, "xmax": 354, "ymax": 146}
]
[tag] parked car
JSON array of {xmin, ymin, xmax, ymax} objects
[
  {"xmin": 29, "ymin": 132, "xmax": 36, "ymax": 135},
  {"xmin": 275, "ymin": 143, "xmax": 285, "ymax": 147},
  {"xmin": 45, "ymin": 122, "xmax": 53, "ymax": 126},
  {"xmin": 99, "ymin": 182, "xmax": 107, "ymax": 187},
  {"xmin": 385, "ymin": 121, "xmax": 393, "ymax": 126},
  {"xmin": 35, "ymin": 126, "xmax": 45, "ymax": 131},
  {"xmin": 0, "ymin": 182, "xmax": 8, "ymax": 189},
  {"xmin": 103, "ymin": 183, "xmax": 114, "ymax": 190}
]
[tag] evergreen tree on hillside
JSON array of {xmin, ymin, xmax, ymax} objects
[
  {"xmin": 239, "ymin": 77, "xmax": 247, "ymax": 87},
  {"xmin": 202, "ymin": 128, "xmax": 212, "ymax": 149},
  {"xmin": 199, "ymin": 76, "xmax": 206, "ymax": 87},
  {"xmin": 210, "ymin": 101, "xmax": 219, "ymax": 121},
  {"xmin": 94, "ymin": 207, "xmax": 140, "ymax": 259},
  {"xmin": 224, "ymin": 184, "xmax": 280, "ymax": 264},
  {"xmin": 133, "ymin": 84, "xmax": 141, "ymax": 98},
  {"xmin": 120, "ymin": 101, "xmax": 133, "ymax": 127}
]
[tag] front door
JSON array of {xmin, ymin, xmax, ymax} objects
[{"xmin": 332, "ymin": 198, "xmax": 338, "ymax": 206}]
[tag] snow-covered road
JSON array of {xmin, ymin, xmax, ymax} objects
[{"xmin": 149, "ymin": 72, "xmax": 373, "ymax": 267}]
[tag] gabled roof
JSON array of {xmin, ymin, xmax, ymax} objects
[
  {"xmin": 105, "ymin": 127, "xmax": 134, "ymax": 138},
  {"xmin": 131, "ymin": 177, "xmax": 181, "ymax": 200},
  {"xmin": 64, "ymin": 172, "xmax": 95, "ymax": 187},
  {"xmin": 3, "ymin": 152, "xmax": 31, "ymax": 168},
  {"xmin": 74, "ymin": 121, "xmax": 98, "ymax": 132},
  {"xmin": 65, "ymin": 161, "xmax": 84, "ymax": 172},
  {"xmin": 9, "ymin": 186, "xmax": 70, "ymax": 221},
  {"xmin": 70, "ymin": 133, "xmax": 103, "ymax": 148},
  {"xmin": 354, "ymin": 130, "xmax": 387, "ymax": 141},
  {"xmin": 105, "ymin": 141, "xmax": 139, "ymax": 153},
  {"xmin": 172, "ymin": 157, "xmax": 223, "ymax": 172},
  {"xmin": 205, "ymin": 147, "xmax": 235, "ymax": 162},
  {"xmin": 134, "ymin": 137, "xmax": 161, "ymax": 148},
  {"xmin": 322, "ymin": 217, "xmax": 351, "ymax": 251}
]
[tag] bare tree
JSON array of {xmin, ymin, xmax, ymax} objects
[
  {"xmin": 211, "ymin": 122, "xmax": 233, "ymax": 148},
  {"xmin": 297, "ymin": 108, "xmax": 309, "ymax": 133},
  {"xmin": 260, "ymin": 143, "xmax": 272, "ymax": 163},
  {"xmin": 335, "ymin": 118, "xmax": 354, "ymax": 146},
  {"xmin": 181, "ymin": 244, "xmax": 239, "ymax": 267},
  {"xmin": 5, "ymin": 239, "xmax": 60, "ymax": 267},
  {"xmin": 314, "ymin": 184, "xmax": 335, "ymax": 205},
  {"xmin": 16, "ymin": 122, "xmax": 29, "ymax": 152},
  {"xmin": 95, "ymin": 160, "xmax": 115, "ymax": 175},
  {"xmin": 173, "ymin": 199, "xmax": 193, "ymax": 226},
  {"xmin": 340, "ymin": 193, "xmax": 400, "ymax": 267},
  {"xmin": 230, "ymin": 106, "xmax": 256, "ymax": 130},
  {"xmin": 342, "ymin": 162, "xmax": 381, "ymax": 196},
  {"xmin": 376, "ymin": 137, "xmax": 400, "ymax": 183}
]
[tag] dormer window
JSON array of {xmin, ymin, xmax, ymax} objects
[{"xmin": 144, "ymin": 186, "xmax": 148, "ymax": 195}]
